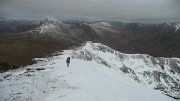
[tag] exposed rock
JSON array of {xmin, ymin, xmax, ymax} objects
[{"xmin": 0, "ymin": 62, "xmax": 19, "ymax": 72}]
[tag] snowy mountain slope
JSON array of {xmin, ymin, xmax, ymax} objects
[
  {"xmin": 0, "ymin": 42, "xmax": 179, "ymax": 101},
  {"xmin": 70, "ymin": 42, "xmax": 180, "ymax": 99},
  {"xmin": 35, "ymin": 17, "xmax": 64, "ymax": 33},
  {"xmin": 22, "ymin": 17, "xmax": 76, "ymax": 42},
  {"xmin": 0, "ymin": 53, "xmax": 176, "ymax": 101}
]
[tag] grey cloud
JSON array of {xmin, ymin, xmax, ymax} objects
[{"xmin": 0, "ymin": 0, "xmax": 180, "ymax": 22}]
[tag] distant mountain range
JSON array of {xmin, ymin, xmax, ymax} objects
[{"xmin": 0, "ymin": 17, "xmax": 180, "ymax": 68}]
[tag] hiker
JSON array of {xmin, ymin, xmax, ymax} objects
[{"xmin": 66, "ymin": 57, "xmax": 71, "ymax": 67}]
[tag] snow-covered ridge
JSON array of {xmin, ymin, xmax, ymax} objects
[
  {"xmin": 69, "ymin": 41, "xmax": 180, "ymax": 99},
  {"xmin": 0, "ymin": 41, "xmax": 179, "ymax": 101}
]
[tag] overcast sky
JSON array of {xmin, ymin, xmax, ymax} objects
[{"xmin": 0, "ymin": 0, "xmax": 180, "ymax": 22}]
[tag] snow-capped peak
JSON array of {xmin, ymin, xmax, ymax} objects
[
  {"xmin": 35, "ymin": 17, "xmax": 64, "ymax": 33},
  {"xmin": 42, "ymin": 17, "xmax": 63, "ymax": 25}
]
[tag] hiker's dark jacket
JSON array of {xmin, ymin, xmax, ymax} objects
[{"xmin": 66, "ymin": 57, "xmax": 70, "ymax": 63}]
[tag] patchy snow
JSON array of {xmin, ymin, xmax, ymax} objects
[
  {"xmin": 175, "ymin": 23, "xmax": 180, "ymax": 32},
  {"xmin": 0, "ymin": 41, "xmax": 179, "ymax": 101},
  {"xmin": 165, "ymin": 22, "xmax": 180, "ymax": 32},
  {"xmin": 90, "ymin": 22, "xmax": 119, "ymax": 33},
  {"xmin": 35, "ymin": 17, "xmax": 63, "ymax": 34},
  {"xmin": 39, "ymin": 24, "xmax": 56, "ymax": 33},
  {"xmin": 90, "ymin": 21, "xmax": 111, "ymax": 27},
  {"xmin": 98, "ymin": 22, "xmax": 111, "ymax": 27}
]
